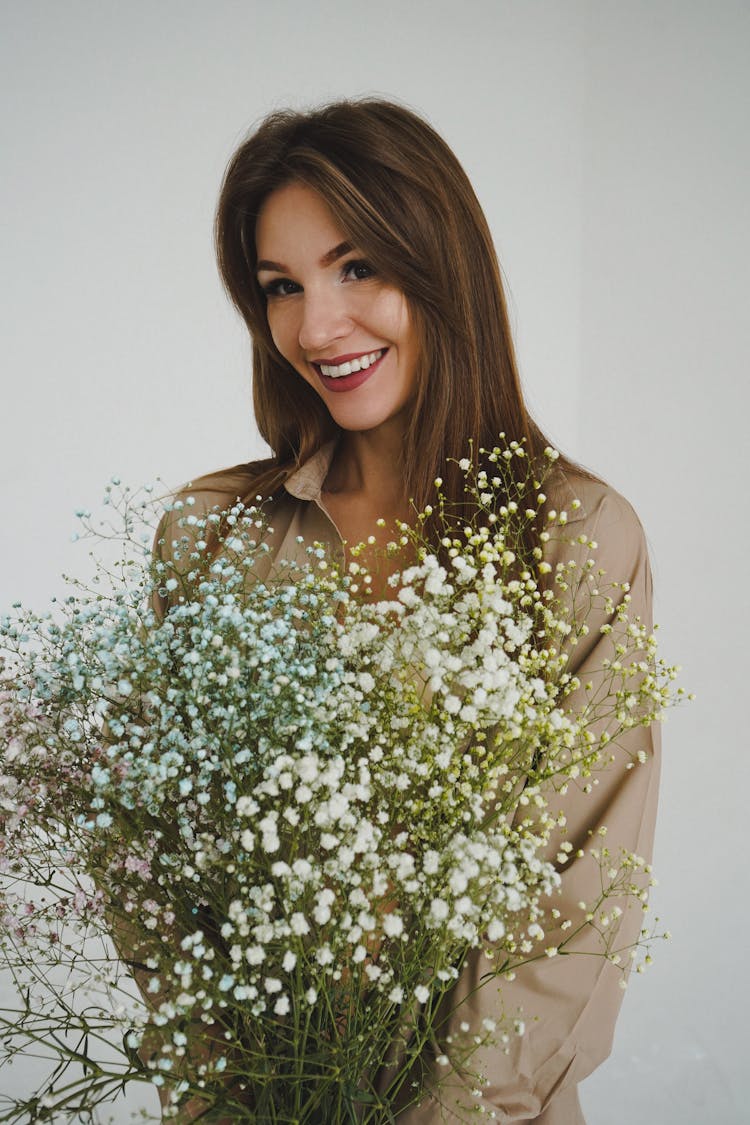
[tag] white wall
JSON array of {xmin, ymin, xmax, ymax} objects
[
  {"xmin": 577, "ymin": 4, "xmax": 749, "ymax": 1120},
  {"xmin": 1, "ymin": 2, "xmax": 746, "ymax": 1121}
]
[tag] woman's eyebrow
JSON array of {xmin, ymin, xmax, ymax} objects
[
  {"xmin": 256, "ymin": 241, "xmax": 354, "ymax": 274},
  {"xmin": 319, "ymin": 240, "xmax": 354, "ymax": 267}
]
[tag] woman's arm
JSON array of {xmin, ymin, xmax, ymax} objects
[{"xmin": 398, "ymin": 483, "xmax": 661, "ymax": 1123}]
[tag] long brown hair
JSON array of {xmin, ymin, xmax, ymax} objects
[{"xmin": 201, "ymin": 98, "xmax": 592, "ymax": 550}]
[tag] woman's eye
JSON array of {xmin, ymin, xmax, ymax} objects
[
  {"xmin": 343, "ymin": 259, "xmax": 375, "ymax": 282},
  {"xmin": 260, "ymin": 261, "xmax": 374, "ymax": 297},
  {"xmin": 261, "ymin": 278, "xmax": 300, "ymax": 298}
]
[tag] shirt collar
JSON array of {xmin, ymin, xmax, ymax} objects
[
  {"xmin": 282, "ymin": 437, "xmax": 585, "ymax": 525},
  {"xmin": 283, "ymin": 439, "xmax": 339, "ymax": 502}
]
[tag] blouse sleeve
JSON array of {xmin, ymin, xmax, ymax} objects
[{"xmin": 397, "ymin": 484, "xmax": 661, "ymax": 1124}]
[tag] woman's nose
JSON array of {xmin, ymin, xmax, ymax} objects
[{"xmin": 297, "ymin": 286, "xmax": 353, "ymax": 353}]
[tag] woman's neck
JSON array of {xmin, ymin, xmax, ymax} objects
[{"xmin": 323, "ymin": 420, "xmax": 407, "ymax": 512}]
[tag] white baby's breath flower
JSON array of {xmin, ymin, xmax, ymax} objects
[
  {"xmin": 430, "ymin": 898, "xmax": 449, "ymax": 922},
  {"xmin": 423, "ymin": 850, "xmax": 440, "ymax": 875},
  {"xmin": 315, "ymin": 945, "xmax": 334, "ymax": 967},
  {"xmin": 382, "ymin": 914, "xmax": 404, "ymax": 938},
  {"xmin": 289, "ymin": 913, "xmax": 310, "ymax": 936},
  {"xmin": 235, "ymin": 797, "xmax": 257, "ymax": 817},
  {"xmin": 313, "ymin": 891, "xmax": 334, "ymax": 925},
  {"xmin": 487, "ymin": 919, "xmax": 506, "ymax": 942},
  {"xmin": 443, "ymin": 694, "xmax": 461, "ymax": 715},
  {"xmin": 449, "ymin": 871, "xmax": 468, "ymax": 896},
  {"xmin": 297, "ymin": 755, "xmax": 319, "ymax": 784}
]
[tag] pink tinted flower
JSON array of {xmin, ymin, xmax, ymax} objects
[{"xmin": 124, "ymin": 855, "xmax": 151, "ymax": 878}]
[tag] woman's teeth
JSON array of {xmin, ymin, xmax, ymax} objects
[{"xmin": 318, "ymin": 349, "xmax": 384, "ymax": 378}]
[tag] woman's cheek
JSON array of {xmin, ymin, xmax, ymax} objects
[{"xmin": 267, "ymin": 309, "xmax": 295, "ymax": 365}]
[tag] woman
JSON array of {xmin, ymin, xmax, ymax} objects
[{"xmin": 157, "ymin": 98, "xmax": 659, "ymax": 1123}]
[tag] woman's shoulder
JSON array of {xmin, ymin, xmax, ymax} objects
[
  {"xmin": 548, "ymin": 465, "xmax": 646, "ymax": 538},
  {"xmin": 152, "ymin": 460, "xmax": 287, "ymax": 569},
  {"xmin": 160, "ymin": 459, "xmax": 292, "ymax": 525},
  {"xmin": 173, "ymin": 459, "xmax": 281, "ymax": 508},
  {"xmin": 150, "ymin": 461, "xmax": 303, "ymax": 616},
  {"xmin": 544, "ymin": 465, "xmax": 651, "ymax": 583}
]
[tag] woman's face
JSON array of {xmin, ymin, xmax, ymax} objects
[{"xmin": 255, "ymin": 182, "xmax": 419, "ymax": 435}]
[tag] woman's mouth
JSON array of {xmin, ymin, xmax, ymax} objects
[{"xmin": 312, "ymin": 348, "xmax": 387, "ymax": 393}]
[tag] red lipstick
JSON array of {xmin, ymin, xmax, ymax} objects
[{"xmin": 312, "ymin": 349, "xmax": 388, "ymax": 394}]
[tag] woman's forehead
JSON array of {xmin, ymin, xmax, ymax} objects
[{"xmin": 255, "ymin": 183, "xmax": 347, "ymax": 260}]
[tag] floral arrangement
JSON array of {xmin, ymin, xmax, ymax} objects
[{"xmin": 0, "ymin": 443, "xmax": 685, "ymax": 1122}]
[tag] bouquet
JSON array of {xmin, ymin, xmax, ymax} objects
[{"xmin": 0, "ymin": 443, "xmax": 685, "ymax": 1122}]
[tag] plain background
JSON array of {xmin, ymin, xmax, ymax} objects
[{"xmin": 1, "ymin": 1, "xmax": 748, "ymax": 1121}]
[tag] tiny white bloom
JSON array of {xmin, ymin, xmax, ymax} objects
[
  {"xmin": 290, "ymin": 913, "xmax": 310, "ymax": 936},
  {"xmin": 382, "ymin": 914, "xmax": 404, "ymax": 938},
  {"xmin": 444, "ymin": 694, "xmax": 461, "ymax": 715},
  {"xmin": 487, "ymin": 919, "xmax": 506, "ymax": 942},
  {"xmin": 430, "ymin": 898, "xmax": 449, "ymax": 922}
]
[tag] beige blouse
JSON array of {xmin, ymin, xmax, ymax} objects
[{"xmin": 163, "ymin": 441, "xmax": 660, "ymax": 1125}]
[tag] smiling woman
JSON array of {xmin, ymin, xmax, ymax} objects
[
  {"xmin": 255, "ymin": 181, "xmax": 419, "ymax": 437},
  {"xmin": 142, "ymin": 98, "xmax": 662, "ymax": 1123},
  {"xmin": 210, "ymin": 100, "xmax": 561, "ymax": 521}
]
